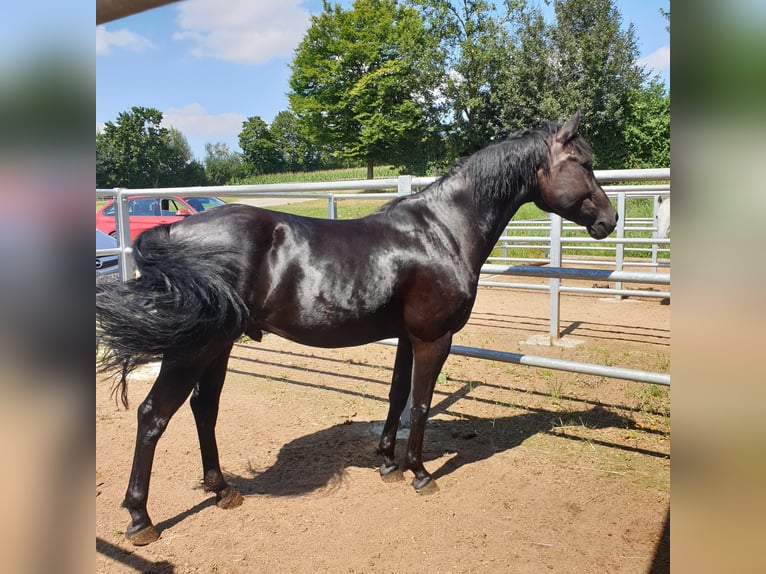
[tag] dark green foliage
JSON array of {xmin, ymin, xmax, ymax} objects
[
  {"xmin": 498, "ymin": 0, "xmax": 659, "ymax": 169},
  {"xmin": 270, "ymin": 110, "xmax": 326, "ymax": 172},
  {"xmin": 289, "ymin": 0, "xmax": 443, "ymax": 176},
  {"xmin": 238, "ymin": 116, "xmax": 283, "ymax": 175},
  {"xmin": 203, "ymin": 143, "xmax": 247, "ymax": 186},
  {"xmin": 96, "ymin": 106, "xmax": 205, "ymax": 188}
]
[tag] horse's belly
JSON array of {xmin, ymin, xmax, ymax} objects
[{"xmin": 260, "ymin": 310, "xmax": 399, "ymax": 349}]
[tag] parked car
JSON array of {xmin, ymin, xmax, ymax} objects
[
  {"xmin": 95, "ymin": 195, "xmax": 225, "ymax": 241},
  {"xmin": 96, "ymin": 229, "xmax": 120, "ymax": 283}
]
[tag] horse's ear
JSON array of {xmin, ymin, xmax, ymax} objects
[{"xmin": 556, "ymin": 112, "xmax": 581, "ymax": 144}]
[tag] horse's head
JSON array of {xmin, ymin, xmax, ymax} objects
[{"xmin": 534, "ymin": 113, "xmax": 618, "ymax": 240}]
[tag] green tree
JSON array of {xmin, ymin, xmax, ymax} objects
[
  {"xmin": 270, "ymin": 110, "xmax": 324, "ymax": 172},
  {"xmin": 164, "ymin": 127, "xmax": 207, "ymax": 186},
  {"xmin": 497, "ymin": 3, "xmax": 559, "ymax": 132},
  {"xmin": 548, "ymin": 0, "xmax": 647, "ymax": 167},
  {"xmin": 289, "ymin": 0, "xmax": 441, "ymax": 177},
  {"xmin": 203, "ymin": 142, "xmax": 246, "ymax": 185},
  {"xmin": 97, "ymin": 106, "xmax": 169, "ymax": 188},
  {"xmin": 238, "ymin": 116, "xmax": 283, "ymax": 175},
  {"xmin": 623, "ymin": 79, "xmax": 670, "ymax": 168},
  {"xmin": 496, "ymin": 0, "xmax": 652, "ymax": 168},
  {"xmin": 416, "ymin": 0, "xmax": 520, "ymax": 157},
  {"xmin": 96, "ymin": 106, "xmax": 205, "ymax": 187}
]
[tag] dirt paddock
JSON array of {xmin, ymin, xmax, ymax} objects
[{"xmin": 97, "ymin": 281, "xmax": 670, "ymax": 573}]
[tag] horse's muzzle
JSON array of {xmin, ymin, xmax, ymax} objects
[{"xmin": 588, "ymin": 212, "xmax": 618, "ymax": 240}]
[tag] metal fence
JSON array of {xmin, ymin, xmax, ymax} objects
[{"xmin": 96, "ymin": 168, "xmax": 670, "ymax": 387}]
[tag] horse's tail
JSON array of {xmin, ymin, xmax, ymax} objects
[{"xmin": 96, "ymin": 224, "xmax": 250, "ymax": 407}]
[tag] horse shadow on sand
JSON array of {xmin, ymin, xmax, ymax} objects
[{"xmin": 220, "ymin": 403, "xmax": 662, "ymax": 498}]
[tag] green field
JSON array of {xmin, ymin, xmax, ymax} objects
[{"xmin": 230, "ymin": 165, "xmax": 403, "ymax": 186}]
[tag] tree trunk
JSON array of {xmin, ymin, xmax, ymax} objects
[{"xmin": 367, "ymin": 157, "xmax": 374, "ymax": 180}]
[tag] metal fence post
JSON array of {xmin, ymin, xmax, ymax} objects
[
  {"xmin": 397, "ymin": 177, "xmax": 415, "ymax": 428},
  {"xmin": 549, "ymin": 213, "xmax": 562, "ymax": 343},
  {"xmin": 615, "ymin": 192, "xmax": 626, "ymax": 296},
  {"xmin": 397, "ymin": 174, "xmax": 412, "ymax": 196},
  {"xmin": 651, "ymin": 195, "xmax": 660, "ymax": 272},
  {"xmin": 327, "ymin": 196, "xmax": 337, "ymax": 219},
  {"xmin": 114, "ymin": 188, "xmax": 135, "ymax": 282}
]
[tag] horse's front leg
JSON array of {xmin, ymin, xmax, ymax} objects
[
  {"xmin": 377, "ymin": 338, "xmax": 413, "ymax": 481},
  {"xmin": 404, "ymin": 332, "xmax": 452, "ymax": 493},
  {"xmin": 122, "ymin": 357, "xmax": 198, "ymax": 545},
  {"xmin": 189, "ymin": 343, "xmax": 243, "ymax": 510}
]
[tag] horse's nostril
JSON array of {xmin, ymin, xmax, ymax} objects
[{"xmin": 615, "ymin": 212, "xmax": 619, "ymax": 223}]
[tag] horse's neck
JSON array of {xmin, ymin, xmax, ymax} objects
[{"xmin": 431, "ymin": 176, "xmax": 532, "ymax": 270}]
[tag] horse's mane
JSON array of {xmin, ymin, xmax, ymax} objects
[
  {"xmin": 379, "ymin": 120, "xmax": 591, "ymax": 213},
  {"xmin": 465, "ymin": 120, "xmax": 592, "ymax": 206}
]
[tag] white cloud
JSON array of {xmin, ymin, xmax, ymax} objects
[
  {"xmin": 172, "ymin": 0, "xmax": 311, "ymax": 64},
  {"xmin": 638, "ymin": 46, "xmax": 670, "ymax": 74},
  {"xmin": 96, "ymin": 25, "xmax": 155, "ymax": 55},
  {"xmin": 161, "ymin": 103, "xmax": 246, "ymax": 138}
]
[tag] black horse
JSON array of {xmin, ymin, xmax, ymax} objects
[{"xmin": 97, "ymin": 113, "xmax": 617, "ymax": 545}]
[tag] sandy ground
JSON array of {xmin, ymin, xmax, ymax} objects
[{"xmin": 97, "ymin": 282, "xmax": 670, "ymax": 573}]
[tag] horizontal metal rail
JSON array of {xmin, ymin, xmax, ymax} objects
[
  {"xmin": 479, "ymin": 264, "xmax": 670, "ymax": 285},
  {"xmin": 498, "ymin": 236, "xmax": 670, "ymax": 245},
  {"xmin": 376, "ymin": 339, "xmax": 669, "ymax": 386},
  {"xmin": 477, "ymin": 280, "xmax": 670, "ymax": 299}
]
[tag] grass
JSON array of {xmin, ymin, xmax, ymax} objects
[
  {"xmin": 230, "ymin": 165, "xmax": 402, "ymax": 185},
  {"xmin": 262, "ymin": 198, "xmax": 390, "ymax": 220}
]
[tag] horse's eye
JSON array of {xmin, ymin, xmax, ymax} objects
[{"xmin": 583, "ymin": 162, "xmax": 593, "ymax": 171}]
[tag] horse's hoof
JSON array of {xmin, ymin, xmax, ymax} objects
[
  {"xmin": 380, "ymin": 464, "xmax": 404, "ymax": 483},
  {"xmin": 413, "ymin": 476, "xmax": 439, "ymax": 495},
  {"xmin": 125, "ymin": 524, "xmax": 160, "ymax": 546},
  {"xmin": 216, "ymin": 486, "xmax": 244, "ymax": 509}
]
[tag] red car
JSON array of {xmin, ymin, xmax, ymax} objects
[{"xmin": 96, "ymin": 195, "xmax": 225, "ymax": 241}]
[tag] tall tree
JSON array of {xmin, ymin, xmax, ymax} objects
[
  {"xmin": 96, "ymin": 106, "xmax": 204, "ymax": 187},
  {"xmin": 497, "ymin": 3, "xmax": 559, "ymax": 132},
  {"xmin": 163, "ymin": 127, "xmax": 207, "ymax": 186},
  {"xmin": 289, "ymin": 0, "xmax": 441, "ymax": 177},
  {"xmin": 415, "ymin": 0, "xmax": 520, "ymax": 157},
  {"xmin": 497, "ymin": 0, "xmax": 650, "ymax": 168},
  {"xmin": 270, "ymin": 110, "xmax": 324, "ymax": 172},
  {"xmin": 238, "ymin": 116, "xmax": 283, "ymax": 175},
  {"xmin": 548, "ymin": 0, "xmax": 647, "ymax": 167},
  {"xmin": 623, "ymin": 79, "xmax": 670, "ymax": 168}
]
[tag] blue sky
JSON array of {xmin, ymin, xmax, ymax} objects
[{"xmin": 96, "ymin": 0, "xmax": 670, "ymax": 161}]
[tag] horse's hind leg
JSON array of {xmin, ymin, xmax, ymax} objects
[
  {"xmin": 404, "ymin": 332, "xmax": 452, "ymax": 493},
  {"xmin": 189, "ymin": 343, "xmax": 243, "ymax": 510},
  {"xmin": 377, "ymin": 338, "xmax": 413, "ymax": 481},
  {"xmin": 122, "ymin": 356, "xmax": 200, "ymax": 545}
]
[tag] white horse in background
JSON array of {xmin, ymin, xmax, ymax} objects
[{"xmin": 656, "ymin": 196, "xmax": 670, "ymax": 238}]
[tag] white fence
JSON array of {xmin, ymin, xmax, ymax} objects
[{"xmin": 96, "ymin": 168, "xmax": 670, "ymax": 387}]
